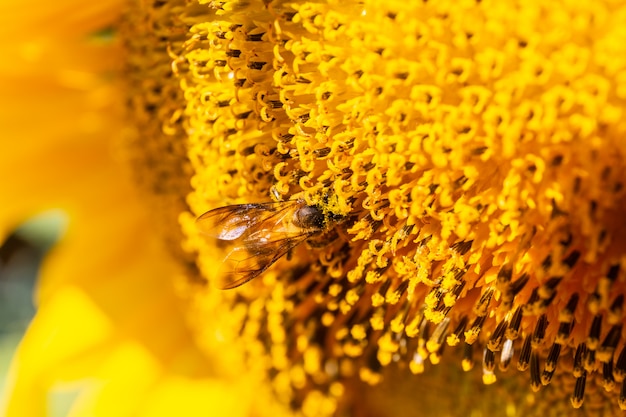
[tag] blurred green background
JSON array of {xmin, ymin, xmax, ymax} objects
[{"xmin": 0, "ymin": 211, "xmax": 71, "ymax": 415}]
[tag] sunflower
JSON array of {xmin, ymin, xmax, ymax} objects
[{"xmin": 3, "ymin": 0, "xmax": 626, "ymax": 416}]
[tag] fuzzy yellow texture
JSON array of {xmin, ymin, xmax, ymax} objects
[
  {"xmin": 121, "ymin": 0, "xmax": 196, "ymax": 264},
  {"xmin": 122, "ymin": 3, "xmax": 303, "ymax": 416},
  {"xmin": 176, "ymin": 0, "xmax": 626, "ymax": 414}
]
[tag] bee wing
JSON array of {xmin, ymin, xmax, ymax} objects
[
  {"xmin": 196, "ymin": 201, "xmax": 303, "ymax": 242},
  {"xmin": 215, "ymin": 234, "xmax": 309, "ymax": 289},
  {"xmin": 196, "ymin": 200, "xmax": 319, "ymax": 289},
  {"xmin": 196, "ymin": 203, "xmax": 264, "ymax": 240}
]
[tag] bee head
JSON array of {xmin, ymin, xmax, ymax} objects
[{"xmin": 294, "ymin": 204, "xmax": 326, "ymax": 230}]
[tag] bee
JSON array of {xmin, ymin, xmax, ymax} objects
[{"xmin": 196, "ymin": 200, "xmax": 337, "ymax": 289}]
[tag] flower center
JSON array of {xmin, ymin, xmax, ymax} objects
[{"xmin": 124, "ymin": 0, "xmax": 626, "ymax": 414}]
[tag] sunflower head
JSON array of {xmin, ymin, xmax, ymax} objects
[{"xmin": 118, "ymin": 0, "xmax": 626, "ymax": 415}]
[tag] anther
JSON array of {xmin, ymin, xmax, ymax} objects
[
  {"xmin": 531, "ymin": 314, "xmax": 548, "ymax": 348},
  {"xmin": 603, "ymin": 361, "xmax": 616, "ymax": 392},
  {"xmin": 582, "ymin": 346, "xmax": 596, "ymax": 373},
  {"xmin": 523, "ymin": 288, "xmax": 539, "ymax": 314},
  {"xmin": 373, "ymin": 280, "xmax": 392, "ymax": 305},
  {"xmin": 562, "ymin": 250, "xmax": 580, "ymax": 268},
  {"xmin": 505, "ymin": 307, "xmax": 523, "ymax": 340},
  {"xmin": 587, "ymin": 314, "xmax": 603, "ymax": 350},
  {"xmin": 483, "ymin": 347, "xmax": 496, "ymax": 372},
  {"xmin": 451, "ymin": 240, "xmax": 473, "ymax": 255},
  {"xmin": 464, "ymin": 315, "xmax": 486, "ymax": 344},
  {"xmin": 544, "ymin": 343, "xmax": 561, "ymax": 372},
  {"xmin": 509, "ymin": 273, "xmax": 530, "ymax": 297},
  {"xmin": 538, "ymin": 291, "xmax": 557, "ymax": 310},
  {"xmin": 556, "ymin": 323, "xmax": 573, "ymax": 346},
  {"xmin": 598, "ymin": 324, "xmax": 623, "ymax": 362},
  {"xmin": 429, "ymin": 342, "xmax": 446, "ymax": 365},
  {"xmin": 530, "ymin": 351, "xmax": 541, "ymax": 391},
  {"xmin": 487, "ymin": 318, "xmax": 508, "ymax": 351},
  {"xmin": 538, "ymin": 277, "xmax": 562, "ymax": 299},
  {"xmin": 609, "ymin": 295, "xmax": 624, "ymax": 324},
  {"xmin": 588, "ymin": 291, "xmax": 602, "ymax": 314},
  {"xmin": 386, "ymin": 280, "xmax": 409, "ymax": 304},
  {"xmin": 607, "ymin": 264, "xmax": 621, "ymax": 282},
  {"xmin": 517, "ymin": 335, "xmax": 532, "ymax": 371},
  {"xmin": 446, "ymin": 316, "xmax": 468, "ymax": 346},
  {"xmin": 541, "ymin": 368, "xmax": 555, "ymax": 385},
  {"xmin": 245, "ymin": 32, "xmax": 265, "ymax": 41},
  {"xmin": 573, "ymin": 343, "xmax": 587, "ymax": 377},
  {"xmin": 426, "ymin": 318, "xmax": 450, "ymax": 353},
  {"xmin": 404, "ymin": 307, "xmax": 426, "ymax": 338},
  {"xmin": 570, "ymin": 372, "xmax": 587, "ymax": 409},
  {"xmin": 496, "ymin": 266, "xmax": 513, "ymax": 288},
  {"xmin": 473, "ymin": 288, "xmax": 494, "ymax": 317},
  {"xmin": 559, "ymin": 293, "xmax": 580, "ymax": 322}
]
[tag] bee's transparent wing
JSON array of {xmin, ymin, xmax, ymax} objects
[
  {"xmin": 215, "ymin": 234, "xmax": 309, "ymax": 289},
  {"xmin": 196, "ymin": 201, "xmax": 315, "ymax": 289}
]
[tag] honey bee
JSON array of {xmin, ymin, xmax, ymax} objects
[{"xmin": 196, "ymin": 200, "xmax": 336, "ymax": 289}]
